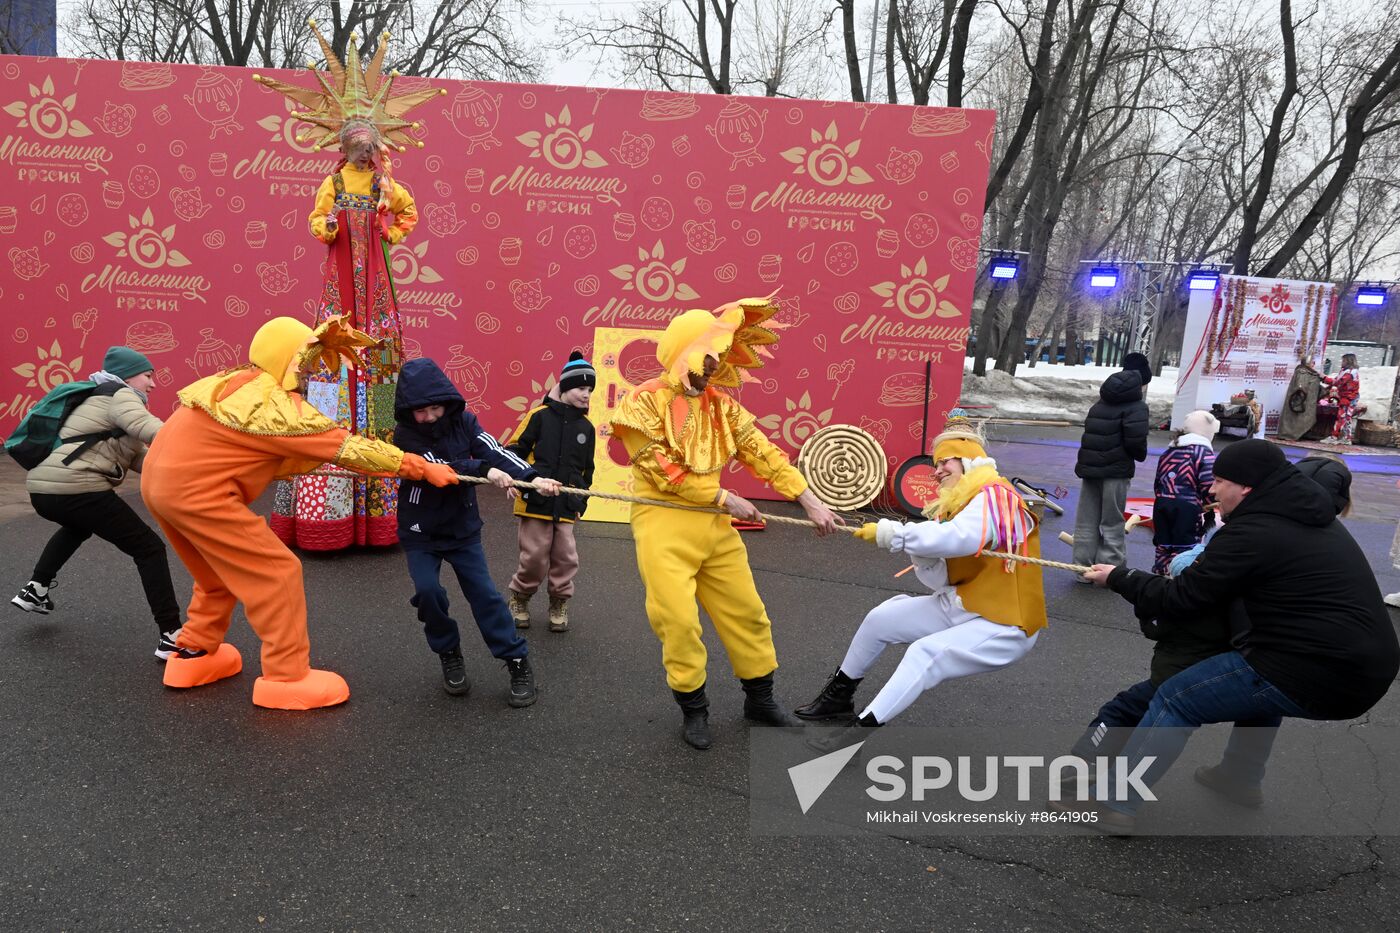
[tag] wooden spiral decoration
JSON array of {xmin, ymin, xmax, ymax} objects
[{"xmin": 797, "ymin": 424, "xmax": 888, "ymax": 510}]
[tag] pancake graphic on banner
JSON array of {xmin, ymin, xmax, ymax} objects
[
  {"xmin": 751, "ymin": 121, "xmax": 893, "ymax": 229},
  {"xmin": 490, "ymin": 105, "xmax": 628, "ymax": 211},
  {"xmin": 3, "ymin": 73, "xmax": 113, "ymax": 181},
  {"xmin": 83, "ymin": 207, "xmax": 211, "ymax": 310}
]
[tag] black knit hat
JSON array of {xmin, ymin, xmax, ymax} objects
[
  {"xmin": 1213, "ymin": 439, "xmax": 1288, "ymax": 488},
  {"xmin": 1122, "ymin": 352, "xmax": 1152, "ymax": 386},
  {"xmin": 1295, "ymin": 456, "xmax": 1352, "ymax": 515},
  {"xmin": 559, "ymin": 350, "xmax": 596, "ymax": 393}
]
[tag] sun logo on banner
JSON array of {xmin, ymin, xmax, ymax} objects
[
  {"xmin": 12, "ymin": 341, "xmax": 83, "ymax": 392},
  {"xmin": 755, "ymin": 390, "xmax": 835, "ymax": 449},
  {"xmin": 255, "ymin": 99, "xmax": 320, "ymax": 154},
  {"xmin": 4, "ymin": 76, "xmax": 93, "ymax": 139},
  {"xmin": 870, "ymin": 257, "xmax": 960, "ymax": 320},
  {"xmin": 609, "ymin": 240, "xmax": 700, "ymax": 303},
  {"xmin": 779, "ymin": 122, "xmax": 873, "ymax": 187},
  {"xmin": 389, "ymin": 240, "xmax": 444, "ymax": 286},
  {"xmin": 516, "ymin": 106, "xmax": 608, "ymax": 170},
  {"xmin": 102, "ymin": 209, "xmax": 191, "ymax": 269}
]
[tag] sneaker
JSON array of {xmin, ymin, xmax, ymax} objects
[
  {"xmin": 548, "ymin": 596, "xmax": 569, "ymax": 633},
  {"xmin": 172, "ymin": 646, "xmax": 208, "ymax": 660},
  {"xmin": 505, "ymin": 655, "xmax": 537, "ymax": 708},
  {"xmin": 155, "ymin": 629, "xmax": 182, "ymax": 661},
  {"xmin": 11, "ymin": 581, "xmax": 54, "ymax": 614},
  {"xmin": 1194, "ymin": 764, "xmax": 1263, "ymax": 808},
  {"xmin": 508, "ymin": 590, "xmax": 531, "ymax": 629},
  {"xmin": 1384, "ymin": 593, "xmax": 1400, "ymax": 609},
  {"xmin": 439, "ymin": 648, "xmax": 471, "ymax": 697}
]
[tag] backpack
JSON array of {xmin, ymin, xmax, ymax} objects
[{"xmin": 5, "ymin": 381, "xmax": 126, "ymax": 470}]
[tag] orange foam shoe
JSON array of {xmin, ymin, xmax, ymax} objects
[
  {"xmin": 163, "ymin": 643, "xmax": 243, "ymax": 688},
  {"xmin": 252, "ymin": 668, "xmax": 350, "ymax": 710}
]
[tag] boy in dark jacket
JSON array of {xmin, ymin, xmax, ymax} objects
[
  {"xmin": 1072, "ymin": 352, "xmax": 1151, "ymax": 573},
  {"xmin": 393, "ymin": 358, "xmax": 562, "ymax": 703},
  {"xmin": 504, "ymin": 352, "xmax": 596, "ymax": 633}
]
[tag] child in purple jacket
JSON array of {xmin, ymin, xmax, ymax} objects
[{"xmin": 1151, "ymin": 410, "xmax": 1218, "ymax": 575}]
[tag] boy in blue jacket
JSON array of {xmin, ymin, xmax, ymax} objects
[{"xmin": 393, "ymin": 358, "xmax": 561, "ymax": 704}]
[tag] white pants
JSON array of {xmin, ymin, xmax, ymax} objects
[{"xmin": 839, "ymin": 593, "xmax": 1038, "ymax": 723}]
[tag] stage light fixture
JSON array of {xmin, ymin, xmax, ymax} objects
[
  {"xmin": 1088, "ymin": 266, "xmax": 1119, "ymax": 289},
  {"xmin": 1356, "ymin": 285, "xmax": 1388, "ymax": 307},
  {"xmin": 1186, "ymin": 269, "xmax": 1220, "ymax": 291},
  {"xmin": 988, "ymin": 256, "xmax": 1019, "ymax": 281}
]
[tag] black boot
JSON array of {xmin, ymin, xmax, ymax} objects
[
  {"xmin": 806, "ymin": 712, "xmax": 880, "ymax": 754},
  {"xmin": 741, "ymin": 673, "xmax": 804, "ymax": 727},
  {"xmin": 439, "ymin": 648, "xmax": 471, "ymax": 697},
  {"xmin": 794, "ymin": 667, "xmax": 862, "ymax": 721},
  {"xmin": 505, "ymin": 655, "xmax": 537, "ymax": 708},
  {"xmin": 672, "ymin": 685, "xmax": 711, "ymax": 750}
]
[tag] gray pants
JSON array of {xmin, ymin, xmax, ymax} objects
[{"xmin": 1073, "ymin": 477, "xmax": 1130, "ymax": 567}]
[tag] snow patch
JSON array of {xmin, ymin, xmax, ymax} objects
[{"xmin": 957, "ymin": 360, "xmax": 1396, "ymax": 426}]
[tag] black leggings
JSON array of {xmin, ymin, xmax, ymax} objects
[{"xmin": 29, "ymin": 491, "xmax": 181, "ymax": 633}]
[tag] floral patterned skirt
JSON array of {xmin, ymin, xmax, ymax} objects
[{"xmin": 271, "ymin": 205, "xmax": 403, "ymax": 551}]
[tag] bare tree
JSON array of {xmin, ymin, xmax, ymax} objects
[
  {"xmin": 558, "ymin": 0, "xmax": 739, "ymax": 93},
  {"xmin": 66, "ymin": 0, "xmax": 207, "ymax": 62},
  {"xmin": 66, "ymin": 0, "xmax": 540, "ymax": 80}
]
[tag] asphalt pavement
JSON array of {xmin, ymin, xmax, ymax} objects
[{"xmin": 2, "ymin": 428, "xmax": 1398, "ymax": 931}]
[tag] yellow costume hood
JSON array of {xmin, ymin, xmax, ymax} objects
[
  {"xmin": 655, "ymin": 295, "xmax": 786, "ymax": 389},
  {"xmin": 179, "ymin": 316, "xmax": 381, "ymax": 437}
]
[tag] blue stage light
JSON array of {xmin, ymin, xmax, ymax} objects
[
  {"xmin": 1356, "ymin": 285, "xmax": 1388, "ymax": 307},
  {"xmin": 1088, "ymin": 266, "xmax": 1119, "ymax": 289},
  {"xmin": 988, "ymin": 256, "xmax": 1019, "ymax": 281},
  {"xmin": 1186, "ymin": 269, "xmax": 1220, "ymax": 291}
]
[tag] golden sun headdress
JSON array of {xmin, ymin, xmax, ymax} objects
[
  {"xmin": 252, "ymin": 21, "xmax": 445, "ymax": 153},
  {"xmin": 656, "ymin": 294, "xmax": 787, "ymax": 388}
]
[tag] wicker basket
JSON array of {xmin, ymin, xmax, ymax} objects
[{"xmin": 1356, "ymin": 420, "xmax": 1398, "ymax": 448}]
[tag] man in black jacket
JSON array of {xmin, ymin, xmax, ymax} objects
[
  {"xmin": 1072, "ymin": 439, "xmax": 1399, "ymax": 832},
  {"xmin": 393, "ymin": 358, "xmax": 562, "ymax": 703},
  {"xmin": 1072, "ymin": 352, "xmax": 1151, "ymax": 572}
]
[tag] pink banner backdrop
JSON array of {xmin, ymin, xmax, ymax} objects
[{"xmin": 0, "ymin": 54, "xmax": 994, "ymax": 498}]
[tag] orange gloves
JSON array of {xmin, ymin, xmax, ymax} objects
[{"xmin": 399, "ymin": 453, "xmax": 460, "ymax": 488}]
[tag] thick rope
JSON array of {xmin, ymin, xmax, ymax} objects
[{"xmin": 313, "ymin": 466, "xmax": 1093, "ymax": 573}]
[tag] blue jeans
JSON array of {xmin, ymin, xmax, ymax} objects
[
  {"xmin": 404, "ymin": 539, "xmax": 527, "ymax": 659},
  {"xmin": 1071, "ymin": 678, "xmax": 1283, "ymax": 764},
  {"xmin": 1102, "ymin": 651, "xmax": 1309, "ymax": 814}
]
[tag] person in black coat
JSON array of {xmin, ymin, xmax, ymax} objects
[
  {"xmin": 1069, "ymin": 440, "xmax": 1399, "ymax": 833},
  {"xmin": 1071, "ymin": 352, "xmax": 1151, "ymax": 571},
  {"xmin": 503, "ymin": 351, "xmax": 597, "ymax": 633},
  {"xmin": 1064, "ymin": 454, "xmax": 1357, "ymax": 808},
  {"xmin": 393, "ymin": 358, "xmax": 562, "ymax": 703}
]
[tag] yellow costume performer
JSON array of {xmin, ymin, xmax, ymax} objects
[
  {"xmin": 798, "ymin": 416, "xmax": 1047, "ymax": 743},
  {"xmin": 610, "ymin": 297, "xmax": 839, "ymax": 749},
  {"xmin": 140, "ymin": 316, "xmax": 458, "ymax": 710}
]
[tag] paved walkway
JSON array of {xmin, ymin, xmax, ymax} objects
[{"xmin": 0, "ymin": 430, "xmax": 1396, "ymax": 929}]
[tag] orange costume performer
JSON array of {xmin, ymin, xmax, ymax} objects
[{"xmin": 140, "ymin": 316, "xmax": 458, "ymax": 710}]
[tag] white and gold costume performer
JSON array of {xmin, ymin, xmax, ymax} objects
[
  {"xmin": 610, "ymin": 297, "xmax": 839, "ymax": 750},
  {"xmin": 798, "ymin": 417, "xmax": 1046, "ymax": 740}
]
